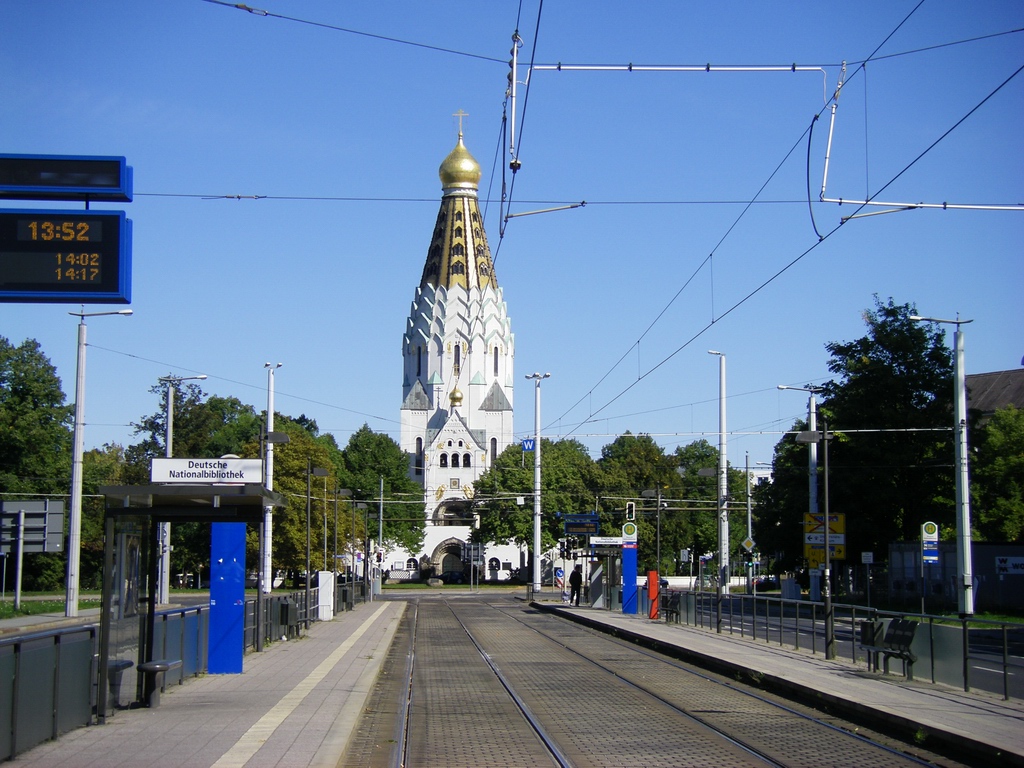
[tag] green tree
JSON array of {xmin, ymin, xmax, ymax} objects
[
  {"xmin": 473, "ymin": 443, "xmax": 534, "ymax": 547},
  {"xmin": 821, "ymin": 297, "xmax": 954, "ymax": 556},
  {"xmin": 758, "ymin": 297, "xmax": 956, "ymax": 574},
  {"xmin": 127, "ymin": 379, "xmax": 266, "ymax": 582},
  {"xmin": 0, "ymin": 337, "xmax": 71, "ymax": 495},
  {"xmin": 79, "ymin": 443, "xmax": 131, "ymax": 589},
  {"xmin": 972, "ymin": 405, "xmax": 1024, "ymax": 542},
  {"xmin": 474, "ymin": 438, "xmax": 602, "ymax": 555},
  {"xmin": 340, "ymin": 425, "xmax": 424, "ymax": 555},
  {"xmin": 0, "ymin": 337, "xmax": 73, "ymax": 590}
]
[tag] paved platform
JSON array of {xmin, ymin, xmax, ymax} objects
[
  {"xmin": 8, "ymin": 601, "xmax": 405, "ymax": 768},
  {"xmin": 6, "ymin": 594, "xmax": 1024, "ymax": 767},
  {"xmin": 538, "ymin": 601, "xmax": 1024, "ymax": 768}
]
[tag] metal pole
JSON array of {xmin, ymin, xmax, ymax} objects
[
  {"xmin": 263, "ymin": 363, "xmax": 281, "ymax": 594},
  {"xmin": 158, "ymin": 380, "xmax": 175, "ymax": 605},
  {"xmin": 953, "ymin": 327, "xmax": 974, "ymax": 615},
  {"xmin": 305, "ymin": 458, "xmax": 311, "ymax": 629},
  {"xmin": 709, "ymin": 352, "xmax": 728, "ymax": 632},
  {"xmin": 66, "ymin": 317, "xmax": 87, "ymax": 617},
  {"xmin": 526, "ymin": 373, "xmax": 549, "ymax": 593},
  {"xmin": 746, "ymin": 452, "xmax": 752, "ymax": 594},
  {"xmin": 822, "ymin": 416, "xmax": 834, "ymax": 660}
]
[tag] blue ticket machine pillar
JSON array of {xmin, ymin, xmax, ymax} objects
[{"xmin": 209, "ymin": 522, "xmax": 245, "ymax": 673}]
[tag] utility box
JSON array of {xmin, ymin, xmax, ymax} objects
[
  {"xmin": 279, "ymin": 600, "xmax": 297, "ymax": 633},
  {"xmin": 860, "ymin": 619, "xmax": 884, "ymax": 647}
]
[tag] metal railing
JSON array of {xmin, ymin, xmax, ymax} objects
[
  {"xmin": 660, "ymin": 589, "xmax": 1024, "ymax": 700},
  {"xmin": 0, "ymin": 624, "xmax": 96, "ymax": 760}
]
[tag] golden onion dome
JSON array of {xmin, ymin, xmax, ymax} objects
[
  {"xmin": 438, "ymin": 134, "xmax": 481, "ymax": 191},
  {"xmin": 449, "ymin": 387, "xmax": 464, "ymax": 408}
]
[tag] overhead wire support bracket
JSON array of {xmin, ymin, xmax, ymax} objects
[
  {"xmin": 818, "ymin": 60, "xmax": 1024, "ymax": 215},
  {"xmin": 504, "ymin": 201, "xmax": 586, "ymax": 221},
  {"xmin": 507, "ymin": 30, "xmax": 523, "ymax": 169}
]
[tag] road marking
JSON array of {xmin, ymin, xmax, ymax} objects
[{"xmin": 212, "ymin": 603, "xmax": 391, "ymax": 768}]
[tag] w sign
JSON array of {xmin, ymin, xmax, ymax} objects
[{"xmin": 522, "ymin": 439, "xmax": 535, "ymax": 451}]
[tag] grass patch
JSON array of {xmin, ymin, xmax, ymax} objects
[{"xmin": 0, "ymin": 599, "xmax": 102, "ymax": 620}]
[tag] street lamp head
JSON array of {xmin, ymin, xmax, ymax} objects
[
  {"xmin": 909, "ymin": 315, "xmax": 973, "ymax": 326},
  {"xmin": 265, "ymin": 362, "xmax": 283, "ymax": 369},
  {"xmin": 68, "ymin": 308, "xmax": 134, "ymax": 319},
  {"xmin": 525, "ymin": 372, "xmax": 551, "ymax": 380},
  {"xmin": 778, "ymin": 384, "xmax": 824, "ymax": 393},
  {"xmin": 707, "ymin": 350, "xmax": 722, "ymax": 356}
]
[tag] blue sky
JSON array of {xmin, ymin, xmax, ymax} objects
[{"xmin": 2, "ymin": 1, "xmax": 1021, "ymax": 470}]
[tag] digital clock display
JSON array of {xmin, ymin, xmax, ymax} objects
[{"xmin": 0, "ymin": 209, "xmax": 131, "ymax": 303}]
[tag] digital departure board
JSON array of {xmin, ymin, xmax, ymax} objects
[
  {"xmin": 0, "ymin": 154, "xmax": 132, "ymax": 202},
  {"xmin": 0, "ymin": 209, "xmax": 131, "ymax": 303}
]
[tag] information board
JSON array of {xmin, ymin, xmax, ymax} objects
[{"xmin": 0, "ymin": 209, "xmax": 131, "ymax": 303}]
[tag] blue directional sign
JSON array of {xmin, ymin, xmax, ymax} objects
[{"xmin": 521, "ymin": 439, "xmax": 535, "ymax": 451}]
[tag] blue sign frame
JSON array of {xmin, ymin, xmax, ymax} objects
[
  {"xmin": 0, "ymin": 154, "xmax": 132, "ymax": 202},
  {"xmin": 0, "ymin": 208, "xmax": 132, "ymax": 303}
]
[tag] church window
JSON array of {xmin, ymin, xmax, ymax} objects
[
  {"xmin": 493, "ymin": 347, "xmax": 498, "ymax": 376},
  {"xmin": 455, "ymin": 210, "xmax": 463, "ymax": 222},
  {"xmin": 447, "ymin": 440, "xmax": 453, "ymax": 447},
  {"xmin": 439, "ymin": 453, "xmax": 448, "ymax": 468},
  {"xmin": 452, "ymin": 261, "xmax": 465, "ymax": 276},
  {"xmin": 415, "ymin": 438, "xmax": 423, "ymax": 475},
  {"xmin": 471, "ymin": 211, "xmax": 480, "ymax": 223},
  {"xmin": 452, "ymin": 243, "xmax": 464, "ymax": 257},
  {"xmin": 417, "ymin": 345, "xmax": 422, "ymax": 377},
  {"xmin": 451, "ymin": 453, "xmax": 460, "ymax": 468},
  {"xmin": 463, "ymin": 453, "xmax": 471, "ymax": 467},
  {"xmin": 406, "ymin": 558, "xmax": 418, "ymax": 570},
  {"xmin": 454, "ymin": 344, "xmax": 461, "ymax": 375},
  {"xmin": 454, "ymin": 226, "xmax": 463, "ymax": 238},
  {"xmin": 490, "ymin": 438, "xmax": 497, "ymax": 463},
  {"xmin": 474, "ymin": 227, "xmax": 481, "ymax": 239}
]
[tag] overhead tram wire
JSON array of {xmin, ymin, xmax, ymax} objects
[
  {"xmin": 553, "ymin": 1, "xmax": 947, "ymax": 439},
  {"xmin": 85, "ymin": 343, "xmax": 400, "ymax": 428},
  {"xmin": 201, "ymin": 0, "xmax": 504, "ymax": 64}
]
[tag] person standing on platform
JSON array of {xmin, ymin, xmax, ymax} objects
[{"xmin": 569, "ymin": 565, "xmax": 583, "ymax": 607}]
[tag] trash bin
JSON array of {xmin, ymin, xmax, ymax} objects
[{"xmin": 860, "ymin": 619, "xmax": 883, "ymax": 647}]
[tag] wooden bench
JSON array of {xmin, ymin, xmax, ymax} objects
[
  {"xmin": 860, "ymin": 619, "xmax": 918, "ymax": 679},
  {"xmin": 137, "ymin": 659, "xmax": 183, "ymax": 708}
]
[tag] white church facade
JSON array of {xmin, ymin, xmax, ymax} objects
[{"xmin": 389, "ymin": 130, "xmax": 526, "ymax": 581}]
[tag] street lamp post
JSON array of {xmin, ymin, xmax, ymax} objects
[
  {"xmin": 305, "ymin": 460, "xmax": 328, "ymax": 628},
  {"xmin": 797, "ymin": 417, "xmax": 835, "ymax": 659},
  {"xmin": 66, "ymin": 308, "xmax": 132, "ymax": 618},
  {"xmin": 157, "ymin": 374, "xmax": 207, "ymax": 605},
  {"xmin": 910, "ymin": 314, "xmax": 975, "ymax": 615},
  {"xmin": 779, "ymin": 384, "xmax": 825, "ymax": 599},
  {"xmin": 263, "ymin": 363, "xmax": 282, "ymax": 595},
  {"xmin": 708, "ymin": 351, "xmax": 728, "ymax": 632},
  {"xmin": 525, "ymin": 372, "xmax": 550, "ymax": 594}
]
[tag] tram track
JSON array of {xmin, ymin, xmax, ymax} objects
[{"xmin": 343, "ymin": 595, "xmax": 969, "ymax": 768}]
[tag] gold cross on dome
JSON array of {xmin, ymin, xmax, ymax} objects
[{"xmin": 453, "ymin": 109, "xmax": 468, "ymax": 134}]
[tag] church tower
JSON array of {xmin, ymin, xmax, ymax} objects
[{"xmin": 398, "ymin": 130, "xmax": 518, "ymax": 578}]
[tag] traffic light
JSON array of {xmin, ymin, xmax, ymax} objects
[{"xmin": 625, "ymin": 502, "xmax": 635, "ymax": 521}]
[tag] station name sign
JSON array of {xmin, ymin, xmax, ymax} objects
[{"xmin": 151, "ymin": 458, "xmax": 263, "ymax": 484}]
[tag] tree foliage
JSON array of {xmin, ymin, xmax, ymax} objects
[
  {"xmin": 757, "ymin": 297, "xmax": 957, "ymax": 570},
  {"xmin": 340, "ymin": 424, "xmax": 425, "ymax": 555},
  {"xmin": 972, "ymin": 405, "xmax": 1024, "ymax": 542},
  {"xmin": 0, "ymin": 337, "xmax": 73, "ymax": 590}
]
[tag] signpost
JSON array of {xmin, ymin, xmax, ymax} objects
[
  {"xmin": 921, "ymin": 522, "xmax": 939, "ymax": 614},
  {"xmin": 1, "ymin": 500, "xmax": 65, "ymax": 610},
  {"xmin": 803, "ymin": 512, "xmax": 845, "ymax": 569}
]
